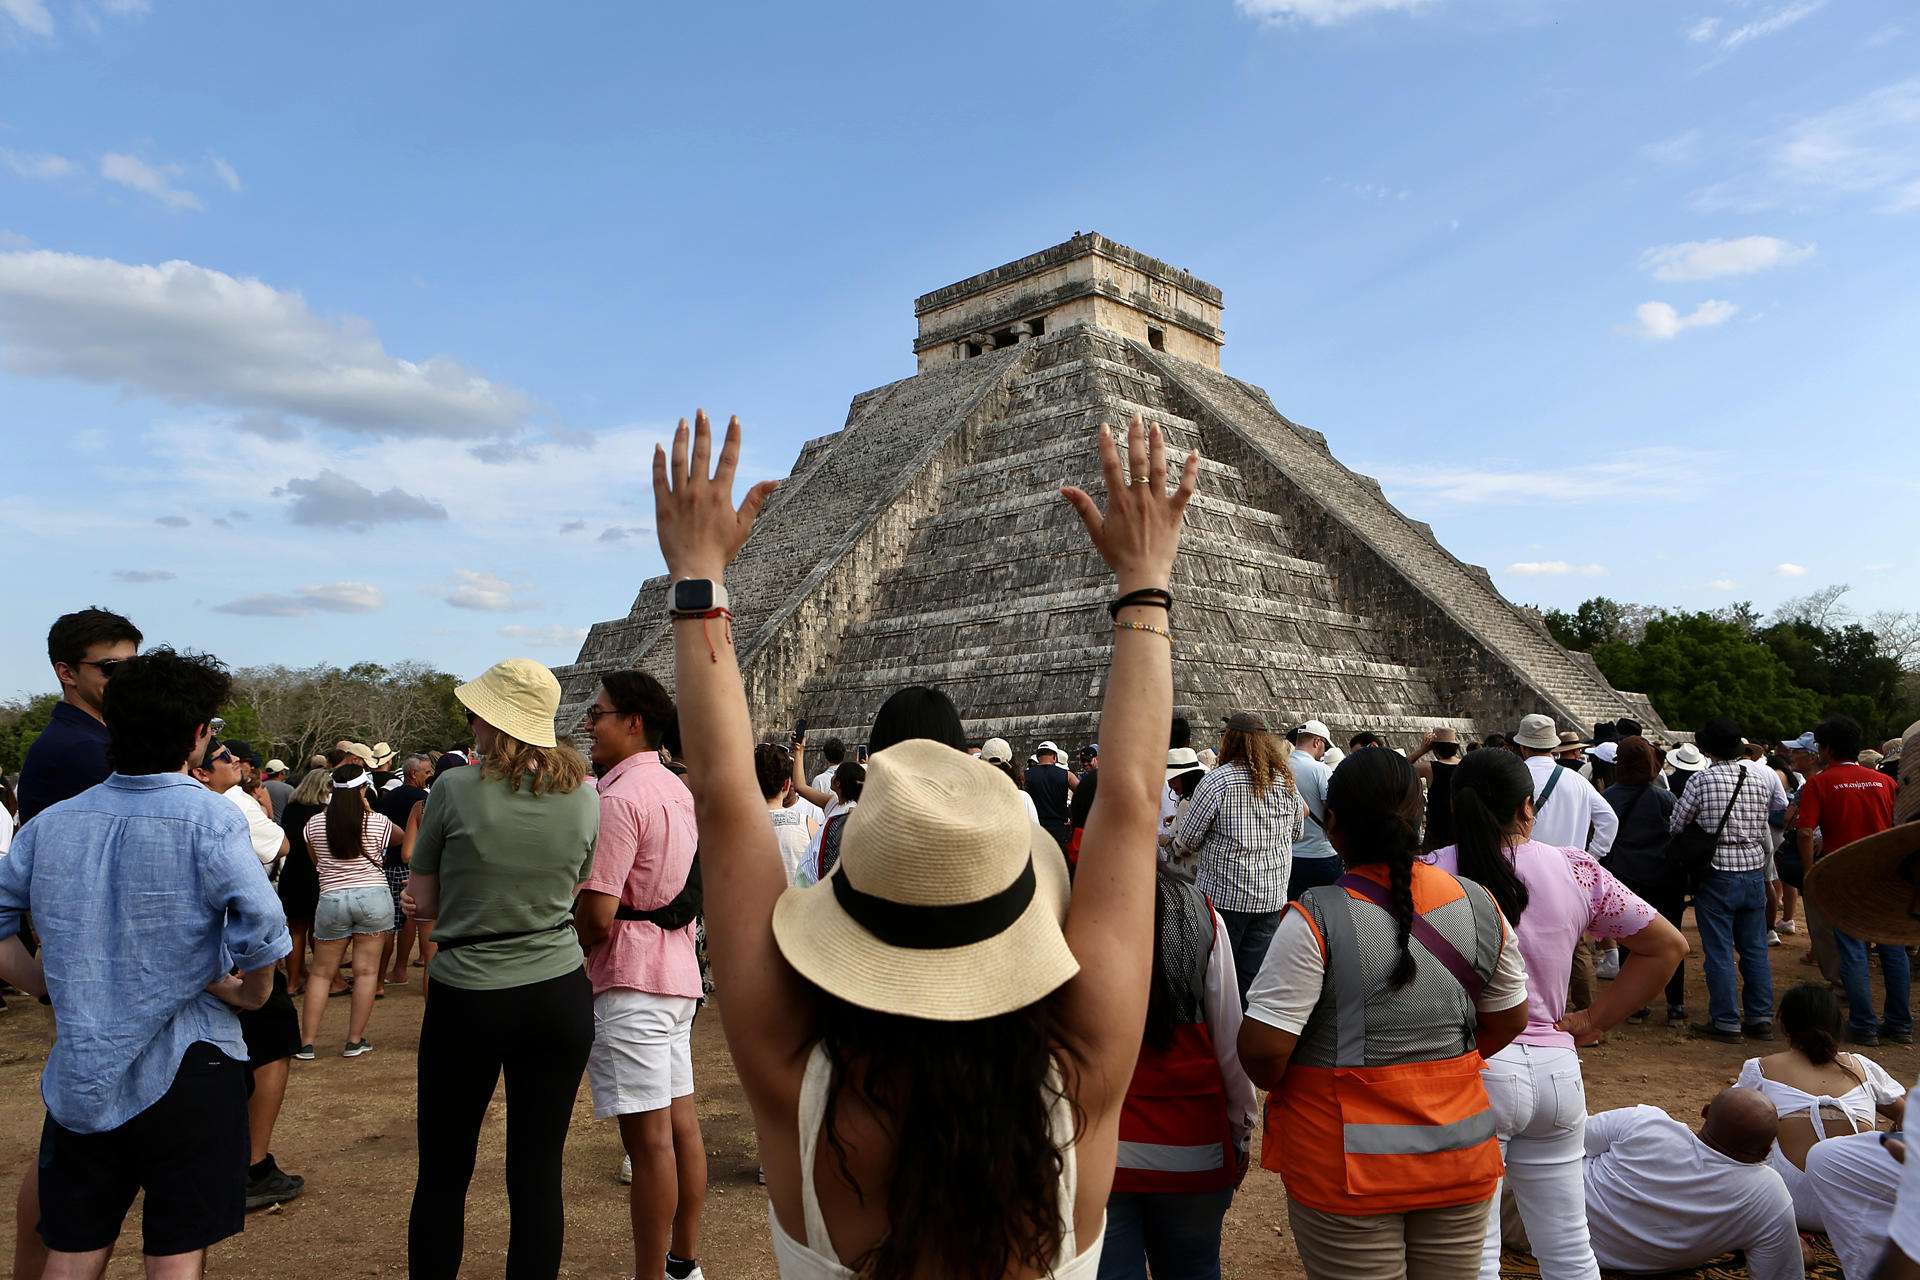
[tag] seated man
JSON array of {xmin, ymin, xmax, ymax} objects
[{"xmin": 1583, "ymin": 1089, "xmax": 1804, "ymax": 1280}]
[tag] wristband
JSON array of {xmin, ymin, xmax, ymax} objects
[{"xmin": 1108, "ymin": 587, "xmax": 1173, "ymax": 619}]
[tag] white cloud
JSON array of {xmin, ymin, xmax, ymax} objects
[
  {"xmin": 1686, "ymin": 16, "xmax": 1721, "ymax": 43},
  {"xmin": 111, "ymin": 568, "xmax": 175, "ymax": 582},
  {"xmin": 1716, "ymin": 1, "xmax": 1824, "ymax": 52},
  {"xmin": 1864, "ymin": 24, "xmax": 1904, "ymax": 49},
  {"xmin": 1, "ymin": 147, "xmax": 74, "ymax": 180},
  {"xmin": 1775, "ymin": 562, "xmax": 1809, "ymax": 576},
  {"xmin": 208, "ymin": 155, "xmax": 243, "ymax": 193},
  {"xmin": 1707, "ymin": 577, "xmax": 1738, "ymax": 591},
  {"xmin": 1694, "ymin": 78, "xmax": 1920, "ymax": 214},
  {"xmin": 445, "ymin": 570, "xmax": 521, "ymax": 611},
  {"xmin": 1639, "ymin": 236, "xmax": 1814, "ymax": 282},
  {"xmin": 1629, "ymin": 299, "xmax": 1739, "ymax": 339},
  {"xmin": 214, "ymin": 581, "xmax": 384, "ymax": 617},
  {"xmin": 1506, "ymin": 561, "xmax": 1608, "ymax": 576},
  {"xmin": 0, "ymin": 0, "xmax": 53, "ymax": 36},
  {"xmin": 99, "ymin": 153, "xmax": 204, "ymax": 211},
  {"xmin": 0, "ymin": 230, "xmax": 30, "ymax": 250},
  {"xmin": 1236, "ymin": 0, "xmax": 1434, "ymax": 25},
  {"xmin": 0, "ymin": 250, "xmax": 539, "ymax": 438},
  {"xmin": 498, "ymin": 624, "xmax": 589, "ymax": 650},
  {"xmin": 1642, "ymin": 130, "xmax": 1704, "ymax": 166},
  {"xmin": 1371, "ymin": 446, "xmax": 1719, "ymax": 507},
  {"xmin": 276, "ymin": 469, "xmax": 448, "ymax": 529}
]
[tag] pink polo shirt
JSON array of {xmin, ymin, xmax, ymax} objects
[
  {"xmin": 582, "ymin": 752, "xmax": 702, "ymax": 999},
  {"xmin": 1425, "ymin": 839, "xmax": 1655, "ymax": 1048}
]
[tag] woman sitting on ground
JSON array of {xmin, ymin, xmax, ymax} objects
[
  {"xmin": 657, "ymin": 409, "xmax": 1193, "ymax": 1279},
  {"xmin": 1428, "ymin": 747, "xmax": 1687, "ymax": 1280},
  {"xmin": 1736, "ymin": 982, "xmax": 1905, "ymax": 1231}
]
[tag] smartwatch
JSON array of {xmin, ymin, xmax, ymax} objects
[{"xmin": 669, "ymin": 578, "xmax": 729, "ymax": 617}]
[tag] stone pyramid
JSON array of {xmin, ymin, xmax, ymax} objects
[{"xmin": 553, "ymin": 234, "xmax": 1663, "ymax": 749}]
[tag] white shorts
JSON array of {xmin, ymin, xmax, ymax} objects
[{"xmin": 587, "ymin": 988, "xmax": 697, "ymax": 1119}]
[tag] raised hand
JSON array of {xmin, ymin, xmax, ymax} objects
[
  {"xmin": 1060, "ymin": 414, "xmax": 1198, "ymax": 594},
  {"xmin": 652, "ymin": 409, "xmax": 780, "ymax": 582}
]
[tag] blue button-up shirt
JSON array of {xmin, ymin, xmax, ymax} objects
[
  {"xmin": 1289, "ymin": 749, "xmax": 1335, "ymax": 860},
  {"xmin": 0, "ymin": 772, "xmax": 291, "ymax": 1133},
  {"xmin": 17, "ymin": 700, "xmax": 112, "ymax": 825}
]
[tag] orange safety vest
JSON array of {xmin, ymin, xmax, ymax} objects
[
  {"xmin": 1262, "ymin": 862, "xmax": 1504, "ymax": 1215},
  {"xmin": 1114, "ymin": 896, "xmax": 1235, "ymax": 1194}
]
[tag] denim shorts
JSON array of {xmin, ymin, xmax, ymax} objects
[{"xmin": 314, "ymin": 885, "xmax": 396, "ymax": 940}]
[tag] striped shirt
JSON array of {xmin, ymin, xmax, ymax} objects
[
  {"xmin": 1668, "ymin": 760, "xmax": 1788, "ymax": 873},
  {"xmin": 1171, "ymin": 760, "xmax": 1304, "ymax": 913},
  {"xmin": 304, "ymin": 811, "xmax": 395, "ymax": 893}
]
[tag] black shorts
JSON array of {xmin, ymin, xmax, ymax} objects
[
  {"xmin": 38, "ymin": 1041, "xmax": 249, "ymax": 1256},
  {"xmin": 236, "ymin": 969, "xmax": 302, "ymax": 1069}
]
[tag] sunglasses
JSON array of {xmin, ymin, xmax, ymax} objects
[
  {"xmin": 79, "ymin": 658, "xmax": 131, "ymax": 677},
  {"xmin": 206, "ymin": 750, "xmax": 236, "ymax": 766},
  {"xmin": 583, "ymin": 707, "xmax": 624, "ymax": 725}
]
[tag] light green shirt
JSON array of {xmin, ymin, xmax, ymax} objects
[{"xmin": 412, "ymin": 765, "xmax": 598, "ymax": 991}]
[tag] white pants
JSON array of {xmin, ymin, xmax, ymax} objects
[
  {"xmin": 1805, "ymin": 1130, "xmax": 1902, "ymax": 1279},
  {"xmin": 1478, "ymin": 1042, "xmax": 1600, "ymax": 1280}
]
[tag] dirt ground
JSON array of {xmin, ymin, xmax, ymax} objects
[{"xmin": 1, "ymin": 916, "xmax": 1911, "ymax": 1279}]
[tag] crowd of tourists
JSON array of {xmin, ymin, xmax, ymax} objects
[{"xmin": 2, "ymin": 411, "xmax": 1919, "ymax": 1280}]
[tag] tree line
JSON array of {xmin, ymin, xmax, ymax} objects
[
  {"xmin": 0, "ymin": 661, "xmax": 471, "ymax": 776},
  {"xmin": 1540, "ymin": 586, "xmax": 1920, "ymax": 743}
]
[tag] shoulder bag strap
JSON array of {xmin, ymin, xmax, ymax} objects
[
  {"xmin": 1536, "ymin": 763, "xmax": 1565, "ymax": 810},
  {"xmin": 1337, "ymin": 872, "xmax": 1485, "ymax": 1004},
  {"xmin": 1708, "ymin": 769, "xmax": 1748, "ymax": 840}
]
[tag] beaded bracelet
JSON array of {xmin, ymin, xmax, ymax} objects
[{"xmin": 1114, "ymin": 619, "xmax": 1172, "ymax": 641}]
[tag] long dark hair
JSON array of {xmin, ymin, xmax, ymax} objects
[
  {"xmin": 1326, "ymin": 748, "xmax": 1424, "ymax": 988},
  {"xmin": 1780, "ymin": 982, "xmax": 1843, "ymax": 1066},
  {"xmin": 1448, "ymin": 748, "xmax": 1534, "ymax": 926},
  {"xmin": 869, "ymin": 686, "xmax": 966, "ymax": 753},
  {"xmin": 815, "ymin": 988, "xmax": 1083, "ymax": 1280},
  {"xmin": 323, "ymin": 763, "xmax": 370, "ymax": 860},
  {"xmin": 1143, "ymin": 867, "xmax": 1206, "ymax": 1051}
]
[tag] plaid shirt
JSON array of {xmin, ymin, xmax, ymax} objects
[
  {"xmin": 1669, "ymin": 760, "xmax": 1789, "ymax": 872},
  {"xmin": 1172, "ymin": 760, "xmax": 1305, "ymax": 913}
]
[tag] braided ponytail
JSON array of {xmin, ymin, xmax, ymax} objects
[
  {"xmin": 1448, "ymin": 748, "xmax": 1533, "ymax": 926},
  {"xmin": 1325, "ymin": 747, "xmax": 1425, "ymax": 989}
]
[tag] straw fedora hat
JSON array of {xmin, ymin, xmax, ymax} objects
[
  {"xmin": 1804, "ymin": 823, "xmax": 1920, "ymax": 946},
  {"xmin": 456, "ymin": 658, "xmax": 562, "ymax": 749},
  {"xmin": 771, "ymin": 738, "xmax": 1077, "ymax": 1022}
]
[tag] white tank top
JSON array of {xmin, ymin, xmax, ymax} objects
[{"xmin": 767, "ymin": 1044, "xmax": 1104, "ymax": 1279}]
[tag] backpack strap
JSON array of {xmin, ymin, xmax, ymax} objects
[{"xmin": 1535, "ymin": 763, "xmax": 1566, "ymax": 810}]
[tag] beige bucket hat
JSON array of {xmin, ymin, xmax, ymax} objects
[
  {"xmin": 456, "ymin": 658, "xmax": 562, "ymax": 749},
  {"xmin": 771, "ymin": 738, "xmax": 1077, "ymax": 1022},
  {"xmin": 1513, "ymin": 713, "xmax": 1560, "ymax": 751},
  {"xmin": 1804, "ymin": 822, "xmax": 1920, "ymax": 946}
]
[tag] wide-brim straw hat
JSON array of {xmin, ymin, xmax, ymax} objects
[
  {"xmin": 1804, "ymin": 823, "xmax": 1920, "ymax": 946},
  {"xmin": 771, "ymin": 738, "xmax": 1077, "ymax": 1022},
  {"xmin": 370, "ymin": 741, "xmax": 396, "ymax": 768},
  {"xmin": 1667, "ymin": 742, "xmax": 1708, "ymax": 772},
  {"xmin": 456, "ymin": 658, "xmax": 561, "ymax": 749}
]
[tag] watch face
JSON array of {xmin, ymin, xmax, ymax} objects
[{"xmin": 672, "ymin": 579, "xmax": 715, "ymax": 613}]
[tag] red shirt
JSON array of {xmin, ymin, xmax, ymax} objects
[{"xmin": 1797, "ymin": 762, "xmax": 1897, "ymax": 855}]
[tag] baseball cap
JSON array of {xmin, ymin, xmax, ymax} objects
[
  {"xmin": 223, "ymin": 739, "xmax": 260, "ymax": 766},
  {"xmin": 1036, "ymin": 741, "xmax": 1060, "ymax": 755},
  {"xmin": 1296, "ymin": 719, "xmax": 1332, "ymax": 743},
  {"xmin": 1224, "ymin": 711, "xmax": 1270, "ymax": 734},
  {"xmin": 980, "ymin": 737, "xmax": 1013, "ymax": 764},
  {"xmin": 1781, "ymin": 731, "xmax": 1818, "ymax": 753},
  {"xmin": 264, "ymin": 758, "xmax": 287, "ymax": 773},
  {"xmin": 1586, "ymin": 741, "xmax": 1619, "ymax": 765}
]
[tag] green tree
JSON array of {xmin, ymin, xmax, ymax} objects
[
  {"xmin": 0, "ymin": 694, "xmax": 60, "ymax": 775},
  {"xmin": 1544, "ymin": 597, "xmax": 1628, "ymax": 651},
  {"xmin": 1590, "ymin": 612, "xmax": 1821, "ymax": 740}
]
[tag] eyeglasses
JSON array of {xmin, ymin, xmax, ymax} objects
[
  {"xmin": 583, "ymin": 707, "xmax": 624, "ymax": 725},
  {"xmin": 79, "ymin": 658, "xmax": 131, "ymax": 677},
  {"xmin": 207, "ymin": 750, "xmax": 236, "ymax": 766}
]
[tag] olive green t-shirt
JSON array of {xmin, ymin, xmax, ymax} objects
[{"xmin": 412, "ymin": 764, "xmax": 599, "ymax": 991}]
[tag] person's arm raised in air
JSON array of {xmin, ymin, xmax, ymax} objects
[
  {"xmin": 651, "ymin": 410, "xmax": 803, "ymax": 1100},
  {"xmin": 788, "ymin": 739, "xmax": 833, "ymax": 810},
  {"xmin": 1053, "ymin": 415, "xmax": 1198, "ymax": 1127}
]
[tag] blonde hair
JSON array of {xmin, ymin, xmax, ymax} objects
[
  {"xmin": 290, "ymin": 765, "xmax": 332, "ymax": 807},
  {"xmin": 1220, "ymin": 726, "xmax": 1295, "ymax": 798},
  {"xmin": 480, "ymin": 730, "xmax": 589, "ymax": 795}
]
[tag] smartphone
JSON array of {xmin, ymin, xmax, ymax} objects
[{"xmin": 792, "ymin": 718, "xmax": 808, "ymax": 743}]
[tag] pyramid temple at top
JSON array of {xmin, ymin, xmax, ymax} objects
[{"xmin": 553, "ymin": 233, "xmax": 1664, "ymax": 749}]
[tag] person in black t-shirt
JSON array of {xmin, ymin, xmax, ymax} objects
[
  {"xmin": 1025, "ymin": 741, "xmax": 1077, "ymax": 851},
  {"xmin": 378, "ymin": 754, "xmax": 431, "ymax": 985}
]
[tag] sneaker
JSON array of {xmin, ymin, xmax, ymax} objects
[
  {"xmin": 665, "ymin": 1258, "xmax": 706, "ymax": 1280},
  {"xmin": 1665, "ymin": 1005, "xmax": 1688, "ymax": 1025},
  {"xmin": 1744, "ymin": 1022, "xmax": 1776, "ymax": 1041},
  {"xmin": 1849, "ymin": 1028, "xmax": 1883, "ymax": 1047},
  {"xmin": 1884, "ymin": 1028, "xmax": 1915, "ymax": 1045},
  {"xmin": 1627, "ymin": 1007, "xmax": 1652, "ymax": 1024},
  {"xmin": 1690, "ymin": 1021, "xmax": 1743, "ymax": 1043},
  {"xmin": 245, "ymin": 1163, "xmax": 304, "ymax": 1211},
  {"xmin": 293, "ymin": 1043, "xmax": 315, "ymax": 1061},
  {"xmin": 619, "ymin": 1154, "xmax": 633, "ymax": 1185},
  {"xmin": 1595, "ymin": 949, "xmax": 1621, "ymax": 981},
  {"xmin": 1779, "ymin": 919, "xmax": 1798, "ymax": 935},
  {"xmin": 342, "ymin": 1040, "xmax": 375, "ymax": 1058},
  {"xmin": 1768, "ymin": 930, "xmax": 1782, "ymax": 947}
]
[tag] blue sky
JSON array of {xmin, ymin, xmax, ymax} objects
[{"xmin": 3, "ymin": 0, "xmax": 1915, "ymax": 699}]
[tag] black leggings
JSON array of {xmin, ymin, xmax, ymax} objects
[
  {"xmin": 408, "ymin": 966, "xmax": 593, "ymax": 1280},
  {"xmin": 1620, "ymin": 874, "xmax": 1688, "ymax": 1011}
]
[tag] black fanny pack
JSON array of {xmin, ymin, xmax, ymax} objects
[
  {"xmin": 613, "ymin": 856, "xmax": 703, "ymax": 933},
  {"xmin": 433, "ymin": 919, "xmax": 575, "ymax": 952}
]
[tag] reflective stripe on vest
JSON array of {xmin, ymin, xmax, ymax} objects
[
  {"xmin": 1116, "ymin": 1139, "xmax": 1227, "ymax": 1173},
  {"xmin": 1262, "ymin": 865, "xmax": 1504, "ymax": 1216}
]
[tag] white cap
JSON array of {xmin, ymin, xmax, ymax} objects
[
  {"xmin": 981, "ymin": 737, "xmax": 1013, "ymax": 764},
  {"xmin": 1036, "ymin": 741, "xmax": 1060, "ymax": 755},
  {"xmin": 1586, "ymin": 741, "xmax": 1619, "ymax": 764},
  {"xmin": 1298, "ymin": 719, "xmax": 1332, "ymax": 743}
]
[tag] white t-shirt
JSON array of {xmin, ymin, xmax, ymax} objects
[
  {"xmin": 1583, "ymin": 1105, "xmax": 1803, "ymax": 1280},
  {"xmin": 1524, "ymin": 755, "xmax": 1620, "ymax": 857},
  {"xmin": 224, "ymin": 786, "xmax": 286, "ymax": 866},
  {"xmin": 769, "ymin": 805, "xmax": 814, "ymax": 886},
  {"xmin": 1198, "ymin": 907, "xmax": 1259, "ymax": 1149},
  {"xmin": 0, "ymin": 808, "xmax": 12, "ymax": 855},
  {"xmin": 1243, "ymin": 894, "xmax": 1528, "ymax": 1034},
  {"xmin": 1888, "ymin": 1084, "xmax": 1920, "ymax": 1266}
]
